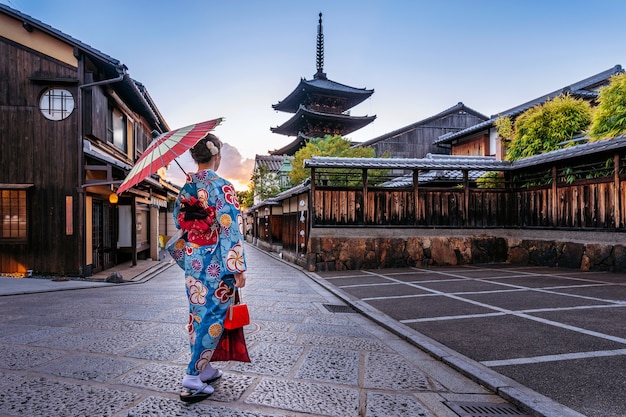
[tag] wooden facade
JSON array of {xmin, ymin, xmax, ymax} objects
[
  {"xmin": 356, "ymin": 102, "xmax": 488, "ymax": 159},
  {"xmin": 0, "ymin": 5, "xmax": 173, "ymax": 276}
]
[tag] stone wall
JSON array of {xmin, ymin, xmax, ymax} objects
[{"xmin": 306, "ymin": 229, "xmax": 626, "ymax": 273}]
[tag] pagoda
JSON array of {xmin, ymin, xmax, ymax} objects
[{"xmin": 270, "ymin": 13, "xmax": 376, "ymax": 156}]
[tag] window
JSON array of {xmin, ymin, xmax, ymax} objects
[
  {"xmin": 108, "ymin": 107, "xmax": 127, "ymax": 152},
  {"xmin": 39, "ymin": 88, "xmax": 74, "ymax": 121},
  {"xmin": 1, "ymin": 188, "xmax": 28, "ymax": 241}
]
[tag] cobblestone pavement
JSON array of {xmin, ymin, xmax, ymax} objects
[{"xmin": 0, "ymin": 246, "xmax": 528, "ymax": 417}]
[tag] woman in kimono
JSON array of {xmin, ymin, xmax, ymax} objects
[{"xmin": 169, "ymin": 133, "xmax": 247, "ymax": 402}]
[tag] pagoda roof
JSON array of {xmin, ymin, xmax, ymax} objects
[
  {"xmin": 270, "ymin": 133, "xmax": 310, "ymax": 156},
  {"xmin": 272, "ymin": 78, "xmax": 374, "ymax": 113},
  {"xmin": 271, "ymin": 105, "xmax": 376, "ymax": 137}
]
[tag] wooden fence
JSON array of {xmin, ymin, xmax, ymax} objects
[{"xmin": 311, "ymin": 176, "xmax": 626, "ymax": 230}]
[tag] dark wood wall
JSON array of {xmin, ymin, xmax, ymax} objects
[
  {"xmin": 0, "ymin": 38, "xmax": 81, "ymax": 274},
  {"xmin": 369, "ymin": 111, "xmax": 486, "ymax": 158}
]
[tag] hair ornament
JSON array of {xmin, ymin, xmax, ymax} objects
[{"xmin": 206, "ymin": 141, "xmax": 219, "ymax": 155}]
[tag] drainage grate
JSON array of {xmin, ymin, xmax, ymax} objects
[
  {"xmin": 322, "ymin": 303, "xmax": 355, "ymax": 313},
  {"xmin": 445, "ymin": 402, "xmax": 531, "ymax": 417}
]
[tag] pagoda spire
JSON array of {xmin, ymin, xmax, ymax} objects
[{"xmin": 315, "ymin": 12, "xmax": 326, "ymax": 80}]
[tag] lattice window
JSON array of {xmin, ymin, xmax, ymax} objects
[
  {"xmin": 1, "ymin": 189, "xmax": 28, "ymax": 241},
  {"xmin": 39, "ymin": 88, "xmax": 74, "ymax": 121}
]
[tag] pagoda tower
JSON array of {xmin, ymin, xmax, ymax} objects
[{"xmin": 270, "ymin": 13, "xmax": 376, "ymax": 156}]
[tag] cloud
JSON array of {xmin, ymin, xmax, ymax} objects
[
  {"xmin": 165, "ymin": 142, "xmax": 255, "ymax": 192},
  {"xmin": 219, "ymin": 143, "xmax": 255, "ymax": 191}
]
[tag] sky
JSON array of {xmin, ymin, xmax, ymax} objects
[{"xmin": 3, "ymin": 0, "xmax": 626, "ymax": 190}]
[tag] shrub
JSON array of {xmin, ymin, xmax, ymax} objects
[
  {"xmin": 503, "ymin": 95, "xmax": 592, "ymax": 161},
  {"xmin": 589, "ymin": 72, "xmax": 626, "ymax": 140}
]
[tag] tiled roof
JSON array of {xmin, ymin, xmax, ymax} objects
[
  {"xmin": 273, "ymin": 78, "xmax": 374, "ymax": 113},
  {"xmin": 435, "ymin": 65, "xmax": 624, "ymax": 145},
  {"xmin": 304, "ymin": 154, "xmax": 508, "ymax": 171},
  {"xmin": 380, "ymin": 169, "xmax": 487, "ymax": 187},
  {"xmin": 0, "ymin": 3, "xmax": 119, "ymax": 67},
  {"xmin": 255, "ymin": 155, "xmax": 289, "ymax": 172},
  {"xmin": 305, "ymin": 135, "xmax": 626, "ymax": 172},
  {"xmin": 271, "ymin": 105, "xmax": 376, "ymax": 137}
]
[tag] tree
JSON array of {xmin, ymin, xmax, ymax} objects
[
  {"xmin": 237, "ymin": 188, "xmax": 254, "ymax": 209},
  {"xmin": 498, "ymin": 95, "xmax": 592, "ymax": 161},
  {"xmin": 250, "ymin": 164, "xmax": 280, "ymax": 201},
  {"xmin": 290, "ymin": 135, "xmax": 376, "ymax": 184},
  {"xmin": 589, "ymin": 72, "xmax": 626, "ymax": 140}
]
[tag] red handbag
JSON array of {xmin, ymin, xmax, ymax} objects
[
  {"xmin": 211, "ymin": 327, "xmax": 251, "ymax": 362},
  {"xmin": 223, "ymin": 289, "xmax": 250, "ymax": 330}
]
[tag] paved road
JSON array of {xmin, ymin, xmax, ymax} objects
[
  {"xmin": 0, "ymin": 246, "xmax": 536, "ymax": 417},
  {"xmin": 315, "ymin": 264, "xmax": 626, "ymax": 417}
]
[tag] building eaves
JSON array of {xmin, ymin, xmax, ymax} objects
[
  {"xmin": 272, "ymin": 77, "xmax": 374, "ymax": 113},
  {"xmin": 0, "ymin": 3, "xmax": 119, "ymax": 68},
  {"xmin": 272, "ymin": 179, "xmax": 311, "ymax": 201},
  {"xmin": 304, "ymin": 155, "xmax": 509, "ymax": 171},
  {"xmin": 358, "ymin": 102, "xmax": 488, "ymax": 147},
  {"xmin": 271, "ymin": 105, "xmax": 376, "ymax": 137},
  {"xmin": 255, "ymin": 155, "xmax": 288, "ymax": 172}
]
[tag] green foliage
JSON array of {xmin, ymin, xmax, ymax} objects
[
  {"xmin": 236, "ymin": 189, "xmax": 254, "ymax": 208},
  {"xmin": 290, "ymin": 135, "xmax": 377, "ymax": 185},
  {"xmin": 250, "ymin": 164, "xmax": 281, "ymax": 201},
  {"xmin": 589, "ymin": 72, "xmax": 626, "ymax": 140},
  {"xmin": 505, "ymin": 95, "xmax": 592, "ymax": 161},
  {"xmin": 494, "ymin": 116, "xmax": 514, "ymax": 143},
  {"xmin": 476, "ymin": 171, "xmax": 504, "ymax": 189}
]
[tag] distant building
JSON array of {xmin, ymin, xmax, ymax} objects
[
  {"xmin": 270, "ymin": 13, "xmax": 376, "ymax": 156},
  {"xmin": 355, "ymin": 102, "xmax": 488, "ymax": 158}
]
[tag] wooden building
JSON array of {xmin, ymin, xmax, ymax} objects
[
  {"xmin": 0, "ymin": 4, "xmax": 175, "ymax": 277},
  {"xmin": 270, "ymin": 13, "xmax": 376, "ymax": 156},
  {"xmin": 355, "ymin": 102, "xmax": 488, "ymax": 158},
  {"xmin": 435, "ymin": 65, "xmax": 624, "ymax": 159}
]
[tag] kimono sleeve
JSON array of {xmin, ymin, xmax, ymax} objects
[{"xmin": 216, "ymin": 180, "xmax": 247, "ymax": 274}]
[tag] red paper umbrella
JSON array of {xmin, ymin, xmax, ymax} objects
[{"xmin": 116, "ymin": 118, "xmax": 222, "ymax": 194}]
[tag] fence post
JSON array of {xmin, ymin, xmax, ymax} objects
[
  {"xmin": 310, "ymin": 167, "xmax": 316, "ymax": 226},
  {"xmin": 363, "ymin": 169, "xmax": 368, "ymax": 224},
  {"xmin": 551, "ymin": 166, "xmax": 558, "ymax": 226},
  {"xmin": 413, "ymin": 169, "xmax": 419, "ymax": 225},
  {"xmin": 614, "ymin": 153, "xmax": 621, "ymax": 228},
  {"xmin": 463, "ymin": 170, "xmax": 469, "ymax": 226}
]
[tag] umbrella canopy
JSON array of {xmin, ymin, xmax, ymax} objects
[{"xmin": 116, "ymin": 118, "xmax": 222, "ymax": 194}]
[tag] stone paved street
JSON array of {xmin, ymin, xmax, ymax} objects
[{"xmin": 0, "ymin": 245, "xmax": 522, "ymax": 417}]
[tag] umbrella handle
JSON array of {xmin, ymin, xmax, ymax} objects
[{"xmin": 173, "ymin": 158, "xmax": 187, "ymax": 174}]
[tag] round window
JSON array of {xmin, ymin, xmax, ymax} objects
[{"xmin": 39, "ymin": 88, "xmax": 75, "ymax": 121}]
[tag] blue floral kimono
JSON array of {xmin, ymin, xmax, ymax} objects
[{"xmin": 167, "ymin": 169, "xmax": 247, "ymax": 375}]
